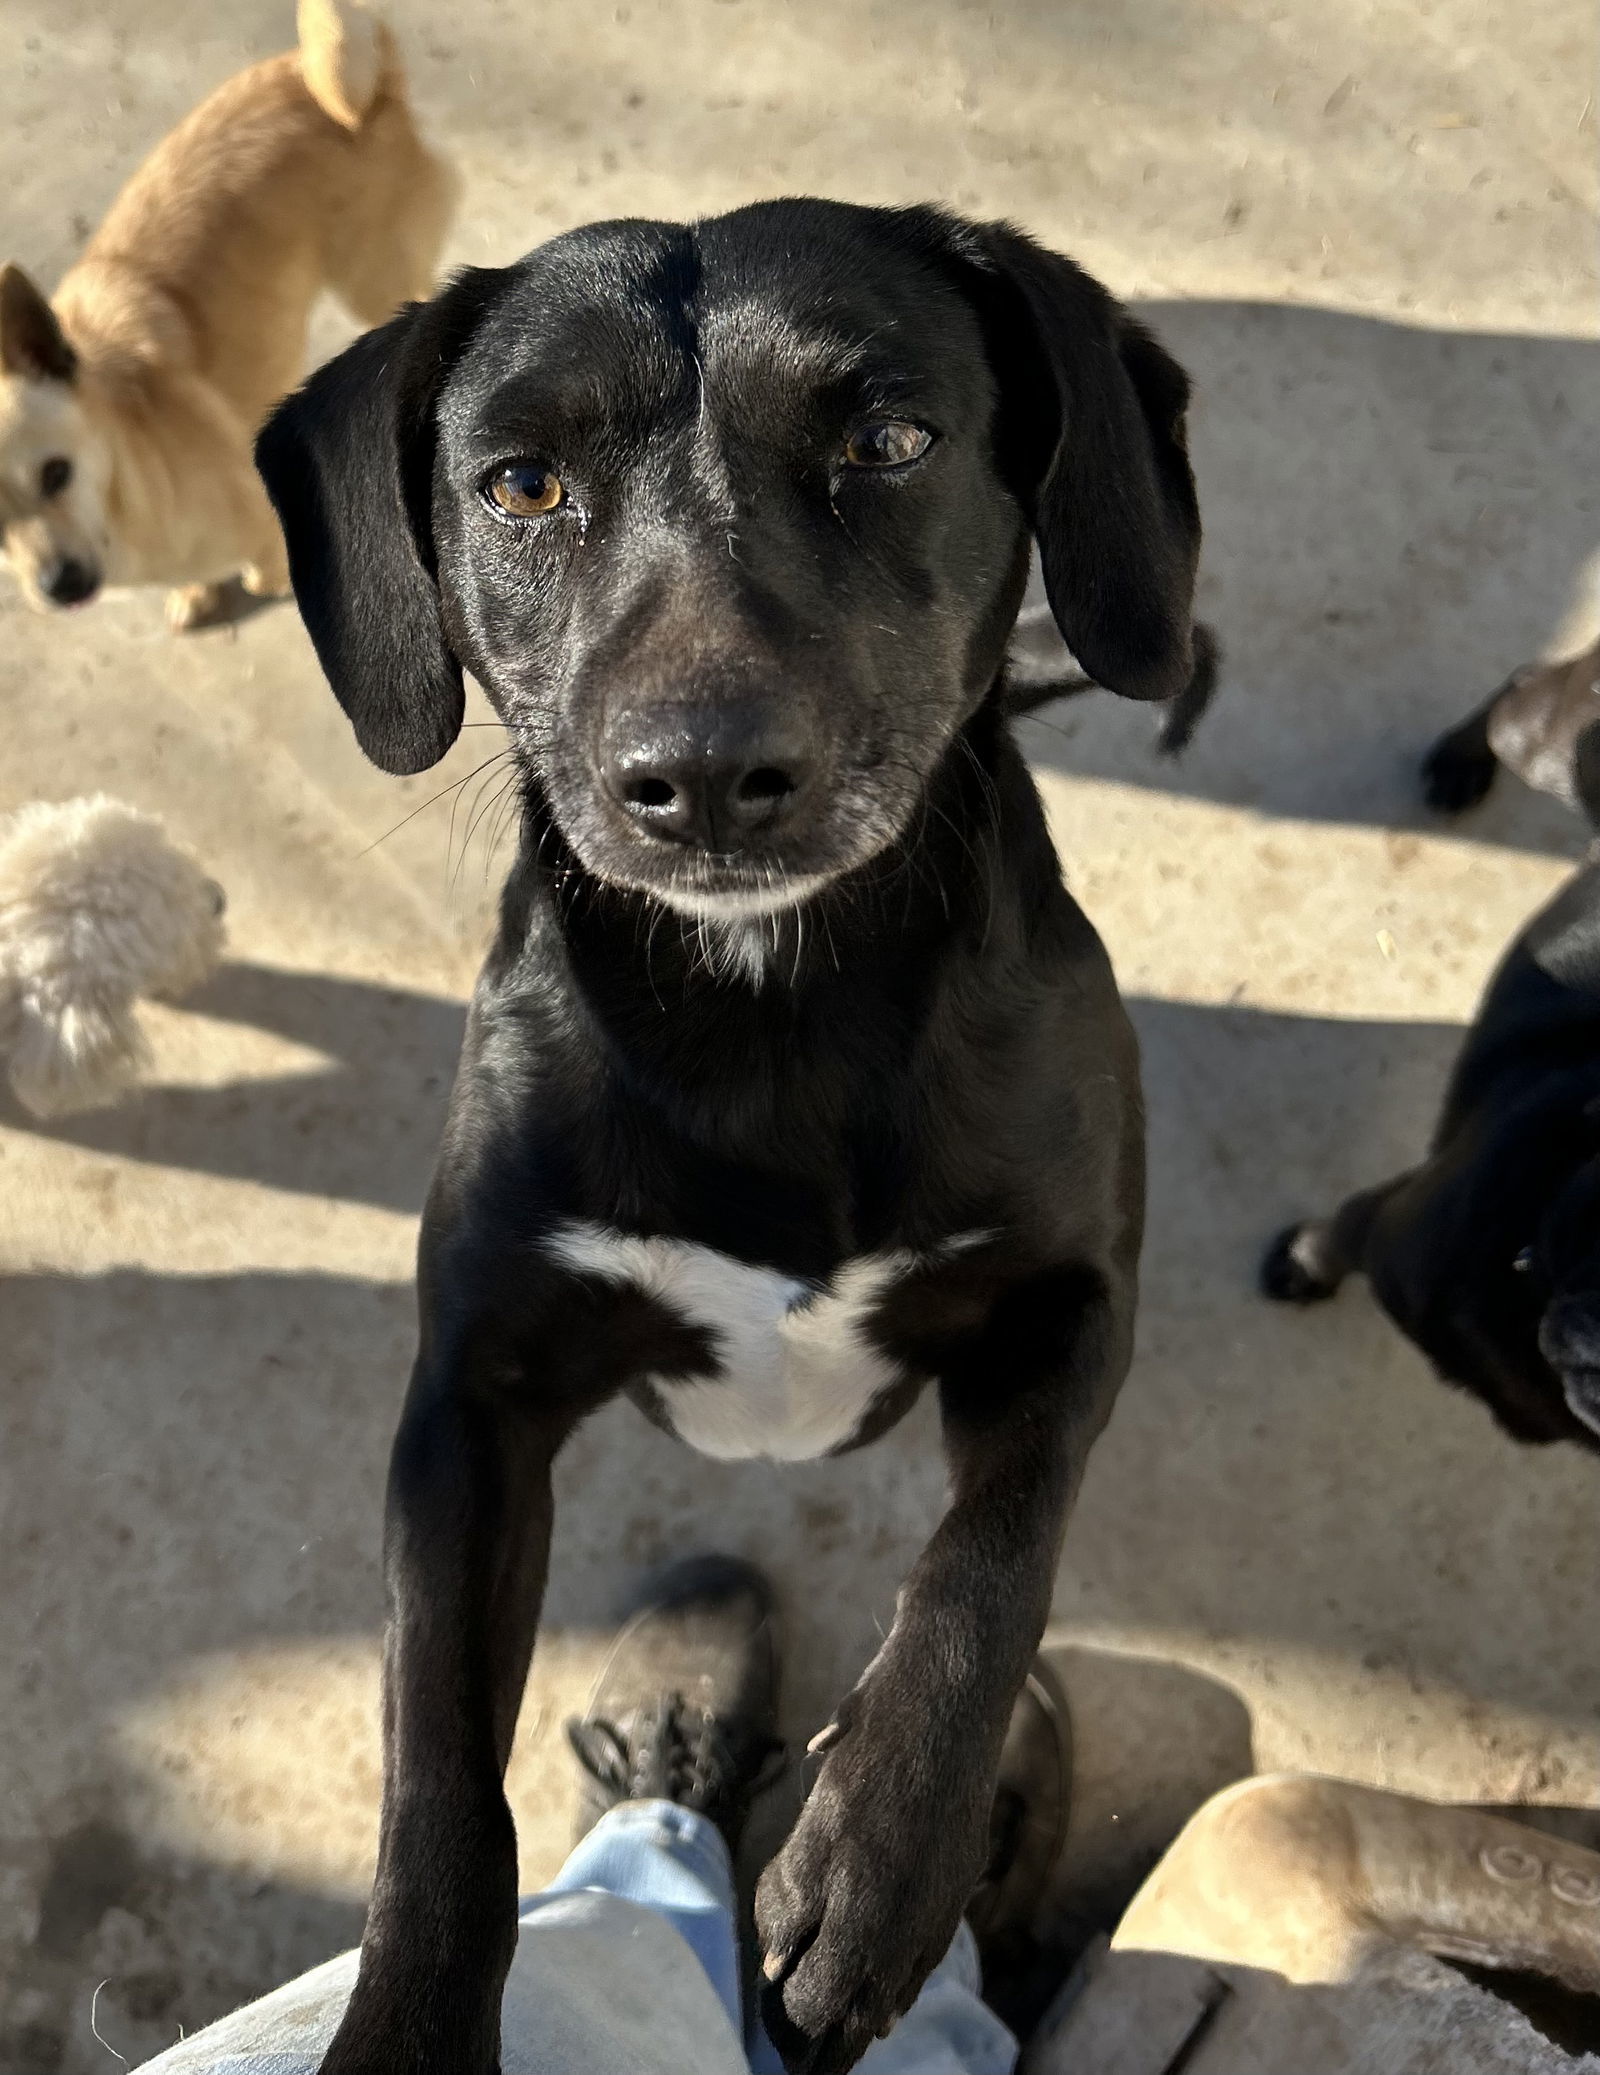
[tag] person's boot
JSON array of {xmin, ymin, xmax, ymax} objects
[
  {"xmin": 968, "ymin": 1656, "xmax": 1074, "ymax": 2026},
  {"xmin": 566, "ymin": 1552, "xmax": 785, "ymax": 1855}
]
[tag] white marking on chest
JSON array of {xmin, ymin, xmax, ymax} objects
[{"xmin": 542, "ymin": 1221, "xmax": 922, "ymax": 1462}]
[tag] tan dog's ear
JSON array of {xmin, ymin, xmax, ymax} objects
[{"xmin": 0, "ymin": 264, "xmax": 77, "ymax": 382}]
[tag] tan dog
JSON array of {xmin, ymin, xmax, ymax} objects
[
  {"xmin": 1116, "ymin": 1774, "xmax": 1600, "ymax": 1992},
  {"xmin": 1027, "ymin": 1776, "xmax": 1600, "ymax": 2074},
  {"xmin": 0, "ymin": 0, "xmax": 455, "ymax": 629}
]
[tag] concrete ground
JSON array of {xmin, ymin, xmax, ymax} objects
[{"xmin": 1, "ymin": 0, "xmax": 1597, "ymax": 2065}]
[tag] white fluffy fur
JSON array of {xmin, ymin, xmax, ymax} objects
[{"xmin": 0, "ymin": 796, "xmax": 223, "ymax": 1117}]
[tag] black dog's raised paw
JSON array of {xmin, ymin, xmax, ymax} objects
[
  {"xmin": 1261, "ymin": 1224, "xmax": 1338, "ymax": 1305},
  {"xmin": 755, "ymin": 1715, "xmax": 984, "ymax": 2074},
  {"xmin": 1422, "ymin": 732, "xmax": 1498, "ymax": 814},
  {"xmin": 757, "ymin": 1833, "xmax": 947, "ymax": 2072}
]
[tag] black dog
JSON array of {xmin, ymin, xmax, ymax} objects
[
  {"xmin": 1263, "ymin": 860, "xmax": 1600, "ymax": 1450},
  {"xmin": 257, "ymin": 198, "xmax": 1205, "ymax": 2075},
  {"xmin": 1005, "ymin": 593, "xmax": 1220, "ymax": 753},
  {"xmin": 1423, "ymin": 637, "xmax": 1600, "ymax": 827}
]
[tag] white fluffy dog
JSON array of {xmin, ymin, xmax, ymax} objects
[{"xmin": 0, "ymin": 796, "xmax": 224, "ymax": 1117}]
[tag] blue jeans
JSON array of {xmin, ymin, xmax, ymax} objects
[{"xmin": 137, "ymin": 1800, "xmax": 1018, "ymax": 2075}]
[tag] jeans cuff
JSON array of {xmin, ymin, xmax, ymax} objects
[
  {"xmin": 599, "ymin": 1797, "xmax": 728, "ymax": 1865},
  {"xmin": 535, "ymin": 1797, "xmax": 735, "ymax": 1912}
]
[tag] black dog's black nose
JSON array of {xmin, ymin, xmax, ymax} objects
[
  {"xmin": 41, "ymin": 557, "xmax": 99, "ymax": 606},
  {"xmin": 601, "ymin": 710, "xmax": 815, "ymax": 851}
]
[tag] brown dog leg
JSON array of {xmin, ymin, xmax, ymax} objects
[
  {"xmin": 166, "ymin": 581, "xmax": 234, "ymax": 632},
  {"xmin": 1114, "ymin": 1774, "xmax": 1600, "ymax": 1992}
]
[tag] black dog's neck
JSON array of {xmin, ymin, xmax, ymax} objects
[{"xmin": 472, "ymin": 704, "xmax": 1064, "ymax": 1243}]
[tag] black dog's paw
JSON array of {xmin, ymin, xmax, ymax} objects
[
  {"xmin": 1422, "ymin": 730, "xmax": 1498, "ymax": 814},
  {"xmin": 755, "ymin": 1707, "xmax": 984, "ymax": 2073},
  {"xmin": 1261, "ymin": 1223, "xmax": 1338, "ymax": 1305},
  {"xmin": 756, "ymin": 1818, "xmax": 962, "ymax": 2074}
]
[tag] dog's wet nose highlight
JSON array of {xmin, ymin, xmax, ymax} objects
[{"xmin": 601, "ymin": 709, "xmax": 815, "ymax": 851}]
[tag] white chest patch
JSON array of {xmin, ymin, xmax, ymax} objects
[{"xmin": 542, "ymin": 1221, "xmax": 924, "ymax": 1462}]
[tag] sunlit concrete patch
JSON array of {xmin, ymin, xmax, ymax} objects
[
  {"xmin": 110, "ymin": 1641, "xmax": 384, "ymax": 1898},
  {"xmin": 0, "ymin": 1147, "xmax": 423, "ymax": 1279},
  {"xmin": 109, "ymin": 1632, "xmax": 618, "ymax": 1898},
  {"xmin": 134, "ymin": 1000, "xmax": 342, "ymax": 1092},
  {"xmin": 1032, "ymin": 774, "xmax": 1575, "ymax": 1019}
]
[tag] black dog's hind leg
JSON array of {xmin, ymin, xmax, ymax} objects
[
  {"xmin": 1262, "ymin": 1178, "xmax": 1408, "ymax": 1305},
  {"xmin": 317, "ymin": 1345, "xmax": 588, "ymax": 2075},
  {"xmin": 1004, "ymin": 620, "xmax": 1222, "ymax": 758},
  {"xmin": 756, "ymin": 1268, "xmax": 1127, "ymax": 2075},
  {"xmin": 1422, "ymin": 686, "xmax": 1508, "ymax": 814}
]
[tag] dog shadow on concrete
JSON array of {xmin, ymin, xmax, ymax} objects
[
  {"xmin": 0, "ymin": 961, "xmax": 467, "ymax": 1212},
  {"xmin": 9, "ymin": 970, "xmax": 1600, "ymax": 1762}
]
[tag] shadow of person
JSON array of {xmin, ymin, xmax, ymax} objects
[
  {"xmin": 12, "ymin": 1813, "xmax": 365, "ymax": 2074},
  {"xmin": 1039, "ymin": 1647, "xmax": 1255, "ymax": 1960},
  {"xmin": 9, "ymin": 992, "xmax": 1596, "ymax": 1738},
  {"xmin": 8, "ymin": 994, "xmax": 1600, "ymax": 2064}
]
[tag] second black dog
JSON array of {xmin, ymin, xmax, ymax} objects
[
  {"xmin": 1263, "ymin": 861, "xmax": 1600, "ymax": 1451},
  {"xmin": 1423, "ymin": 637, "xmax": 1600, "ymax": 828},
  {"xmin": 257, "ymin": 198, "xmax": 1206, "ymax": 2075}
]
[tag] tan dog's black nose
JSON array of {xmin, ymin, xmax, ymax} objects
[
  {"xmin": 601, "ymin": 707, "xmax": 815, "ymax": 853},
  {"xmin": 41, "ymin": 557, "xmax": 100, "ymax": 607}
]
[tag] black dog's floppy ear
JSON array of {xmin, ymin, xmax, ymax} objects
[
  {"xmin": 256, "ymin": 269, "xmax": 502, "ymax": 775},
  {"xmin": 935, "ymin": 218, "xmax": 1201, "ymax": 703}
]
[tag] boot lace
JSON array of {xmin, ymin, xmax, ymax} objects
[{"xmin": 567, "ymin": 1693, "xmax": 784, "ymax": 1816}]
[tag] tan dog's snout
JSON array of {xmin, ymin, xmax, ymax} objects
[
  {"xmin": 36, "ymin": 550, "xmax": 101, "ymax": 607},
  {"xmin": 3, "ymin": 510, "xmax": 105, "ymax": 611}
]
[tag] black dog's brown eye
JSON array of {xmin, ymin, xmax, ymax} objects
[
  {"xmin": 39, "ymin": 456, "xmax": 71, "ymax": 497},
  {"xmin": 487, "ymin": 461, "xmax": 563, "ymax": 517},
  {"xmin": 843, "ymin": 421, "xmax": 932, "ymax": 469}
]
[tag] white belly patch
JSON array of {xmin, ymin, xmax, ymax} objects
[{"xmin": 542, "ymin": 1221, "xmax": 924, "ymax": 1462}]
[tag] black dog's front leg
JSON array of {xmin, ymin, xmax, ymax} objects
[
  {"xmin": 318, "ymin": 1347, "xmax": 583, "ymax": 2075},
  {"xmin": 757, "ymin": 1271, "xmax": 1127, "ymax": 2075}
]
